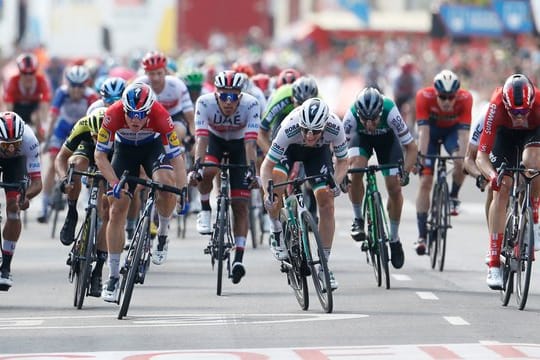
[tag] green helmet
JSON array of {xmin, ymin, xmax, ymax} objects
[
  {"xmin": 87, "ymin": 107, "xmax": 106, "ymax": 135},
  {"xmin": 181, "ymin": 68, "xmax": 204, "ymax": 90}
]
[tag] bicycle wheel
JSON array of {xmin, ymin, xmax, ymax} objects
[
  {"xmin": 373, "ymin": 193, "xmax": 390, "ymax": 289},
  {"xmin": 500, "ymin": 211, "xmax": 515, "ymax": 306},
  {"xmin": 281, "ymin": 209, "xmax": 308, "ymax": 310},
  {"xmin": 515, "ymin": 207, "xmax": 534, "ymax": 310},
  {"xmin": 302, "ymin": 211, "xmax": 333, "ymax": 313},
  {"xmin": 248, "ymin": 198, "xmax": 259, "ymax": 249},
  {"xmin": 74, "ymin": 209, "xmax": 97, "ymax": 309},
  {"xmin": 215, "ymin": 198, "xmax": 227, "ymax": 296},
  {"xmin": 51, "ymin": 209, "xmax": 59, "ymax": 238},
  {"xmin": 364, "ymin": 203, "xmax": 382, "ymax": 287},
  {"xmin": 118, "ymin": 215, "xmax": 148, "ymax": 319},
  {"xmin": 436, "ymin": 182, "xmax": 450, "ymax": 272},
  {"xmin": 428, "ymin": 186, "xmax": 440, "ymax": 269}
]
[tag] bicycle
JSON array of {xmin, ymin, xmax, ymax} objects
[
  {"xmin": 65, "ymin": 164, "xmax": 106, "ymax": 309},
  {"xmin": 348, "ymin": 163, "xmax": 402, "ymax": 289},
  {"xmin": 267, "ymin": 174, "xmax": 335, "ymax": 313},
  {"xmin": 0, "ymin": 176, "xmax": 27, "ymax": 292},
  {"xmin": 248, "ymin": 188, "xmax": 268, "ymax": 249},
  {"xmin": 49, "ymin": 181, "xmax": 66, "ymax": 238},
  {"xmin": 419, "ymin": 154, "xmax": 463, "ymax": 272},
  {"xmin": 117, "ymin": 171, "xmax": 185, "ymax": 319},
  {"xmin": 196, "ymin": 155, "xmax": 251, "ymax": 296},
  {"xmin": 496, "ymin": 162, "xmax": 539, "ymax": 310}
]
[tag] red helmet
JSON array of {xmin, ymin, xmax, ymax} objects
[
  {"xmin": 252, "ymin": 73, "xmax": 271, "ymax": 93},
  {"xmin": 141, "ymin": 51, "xmax": 167, "ymax": 71},
  {"xmin": 232, "ymin": 62, "xmax": 255, "ymax": 78},
  {"xmin": 276, "ymin": 68, "xmax": 301, "ymax": 87},
  {"xmin": 502, "ymin": 74, "xmax": 535, "ymax": 112},
  {"xmin": 16, "ymin": 53, "xmax": 38, "ymax": 74}
]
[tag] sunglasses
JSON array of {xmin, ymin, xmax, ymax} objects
[
  {"xmin": 300, "ymin": 127, "xmax": 322, "ymax": 135},
  {"xmin": 509, "ymin": 108, "xmax": 530, "ymax": 116},
  {"xmin": 438, "ymin": 94, "xmax": 456, "ymax": 101},
  {"xmin": 126, "ymin": 109, "xmax": 148, "ymax": 120},
  {"xmin": 218, "ymin": 92, "xmax": 240, "ymax": 102},
  {"xmin": 0, "ymin": 140, "xmax": 22, "ymax": 151},
  {"xmin": 69, "ymin": 82, "xmax": 85, "ymax": 88}
]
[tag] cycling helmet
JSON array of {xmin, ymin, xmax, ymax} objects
[
  {"xmin": 214, "ymin": 70, "xmax": 244, "ymax": 90},
  {"xmin": 252, "ymin": 73, "xmax": 271, "ymax": 93},
  {"xmin": 122, "ymin": 82, "xmax": 156, "ymax": 117},
  {"xmin": 166, "ymin": 57, "xmax": 178, "ymax": 73},
  {"xmin": 502, "ymin": 73, "xmax": 535, "ymax": 111},
  {"xmin": 100, "ymin": 77, "xmax": 126, "ymax": 104},
  {"xmin": 433, "ymin": 69, "xmax": 460, "ymax": 95},
  {"xmin": 355, "ymin": 87, "xmax": 384, "ymax": 121},
  {"xmin": 16, "ymin": 53, "xmax": 38, "ymax": 74},
  {"xmin": 300, "ymin": 98, "xmax": 329, "ymax": 131},
  {"xmin": 276, "ymin": 68, "xmax": 301, "ymax": 87},
  {"xmin": 87, "ymin": 107, "xmax": 106, "ymax": 135},
  {"xmin": 232, "ymin": 62, "xmax": 255, "ymax": 78},
  {"xmin": 0, "ymin": 112, "xmax": 25, "ymax": 141},
  {"xmin": 66, "ymin": 65, "xmax": 90, "ymax": 85},
  {"xmin": 182, "ymin": 68, "xmax": 204, "ymax": 89},
  {"xmin": 141, "ymin": 51, "xmax": 167, "ymax": 71},
  {"xmin": 292, "ymin": 76, "xmax": 318, "ymax": 104}
]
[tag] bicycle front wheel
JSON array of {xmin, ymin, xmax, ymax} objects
[
  {"xmin": 282, "ymin": 209, "xmax": 308, "ymax": 310},
  {"xmin": 215, "ymin": 198, "xmax": 228, "ymax": 296},
  {"xmin": 302, "ymin": 211, "xmax": 333, "ymax": 313},
  {"xmin": 436, "ymin": 182, "xmax": 450, "ymax": 272},
  {"xmin": 118, "ymin": 215, "xmax": 148, "ymax": 319},
  {"xmin": 74, "ymin": 209, "xmax": 97, "ymax": 310},
  {"xmin": 516, "ymin": 207, "xmax": 534, "ymax": 310},
  {"xmin": 500, "ymin": 211, "xmax": 515, "ymax": 306},
  {"xmin": 248, "ymin": 199, "xmax": 259, "ymax": 249},
  {"xmin": 373, "ymin": 193, "xmax": 390, "ymax": 289},
  {"xmin": 428, "ymin": 185, "xmax": 439, "ymax": 269}
]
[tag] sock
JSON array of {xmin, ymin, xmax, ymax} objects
[
  {"xmin": 157, "ymin": 214, "xmax": 170, "ymax": 236},
  {"xmin": 270, "ymin": 217, "xmax": 282, "ymax": 233},
  {"xmin": 200, "ymin": 193, "xmax": 211, "ymax": 211},
  {"xmin": 489, "ymin": 233, "xmax": 503, "ymax": 268},
  {"xmin": 352, "ymin": 203, "xmax": 363, "ymax": 220},
  {"xmin": 1, "ymin": 240, "xmax": 16, "ymax": 272},
  {"xmin": 93, "ymin": 250, "xmax": 108, "ymax": 276},
  {"xmin": 450, "ymin": 181, "xmax": 461, "ymax": 199},
  {"xmin": 323, "ymin": 248, "xmax": 331, "ymax": 262},
  {"xmin": 41, "ymin": 193, "xmax": 50, "ymax": 215},
  {"xmin": 390, "ymin": 220, "xmax": 399, "ymax": 242},
  {"xmin": 417, "ymin": 212, "xmax": 428, "ymax": 239},
  {"xmin": 234, "ymin": 242, "xmax": 245, "ymax": 263},
  {"xmin": 108, "ymin": 253, "xmax": 121, "ymax": 279}
]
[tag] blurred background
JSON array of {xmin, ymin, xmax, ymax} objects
[{"xmin": 2, "ymin": 0, "xmax": 540, "ymax": 116}]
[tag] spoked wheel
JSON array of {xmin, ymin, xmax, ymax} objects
[
  {"xmin": 118, "ymin": 216, "xmax": 148, "ymax": 319},
  {"xmin": 373, "ymin": 193, "xmax": 390, "ymax": 289},
  {"xmin": 248, "ymin": 203, "xmax": 259, "ymax": 249},
  {"xmin": 281, "ymin": 209, "xmax": 308, "ymax": 310},
  {"xmin": 429, "ymin": 186, "xmax": 440, "ymax": 269},
  {"xmin": 74, "ymin": 211, "xmax": 96, "ymax": 309},
  {"xmin": 500, "ymin": 212, "xmax": 515, "ymax": 306},
  {"xmin": 302, "ymin": 211, "xmax": 333, "ymax": 313},
  {"xmin": 515, "ymin": 207, "xmax": 534, "ymax": 310},
  {"xmin": 436, "ymin": 183, "xmax": 449, "ymax": 272},
  {"xmin": 215, "ymin": 201, "xmax": 227, "ymax": 296}
]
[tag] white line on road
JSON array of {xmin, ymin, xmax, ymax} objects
[
  {"xmin": 392, "ymin": 274, "xmax": 412, "ymax": 281},
  {"xmin": 444, "ymin": 316, "xmax": 470, "ymax": 325},
  {"xmin": 416, "ymin": 291, "xmax": 439, "ymax": 300}
]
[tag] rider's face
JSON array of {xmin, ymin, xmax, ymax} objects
[{"xmin": 436, "ymin": 93, "xmax": 456, "ymax": 112}]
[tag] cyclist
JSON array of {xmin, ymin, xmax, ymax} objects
[
  {"xmin": 3, "ymin": 53, "xmax": 52, "ymax": 142},
  {"xmin": 275, "ymin": 68, "xmax": 301, "ymax": 89},
  {"xmin": 476, "ymin": 73, "xmax": 540, "ymax": 290},
  {"xmin": 181, "ymin": 67, "xmax": 207, "ymax": 105},
  {"xmin": 95, "ymin": 82, "xmax": 187, "ymax": 302},
  {"xmin": 232, "ymin": 62, "xmax": 267, "ymax": 114},
  {"xmin": 252, "ymin": 73, "xmax": 272, "ymax": 100},
  {"xmin": 86, "ymin": 77, "xmax": 126, "ymax": 115},
  {"xmin": 189, "ymin": 70, "xmax": 260, "ymax": 285},
  {"xmin": 260, "ymin": 98, "xmax": 348, "ymax": 290},
  {"xmin": 344, "ymin": 87, "xmax": 417, "ymax": 269},
  {"xmin": 54, "ymin": 107, "xmax": 108, "ymax": 297},
  {"xmin": 0, "ymin": 112, "xmax": 42, "ymax": 289},
  {"xmin": 38, "ymin": 65, "xmax": 99, "ymax": 223},
  {"xmin": 414, "ymin": 69, "xmax": 472, "ymax": 255}
]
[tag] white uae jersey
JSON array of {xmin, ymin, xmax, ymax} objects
[{"xmin": 135, "ymin": 75, "xmax": 194, "ymax": 117}]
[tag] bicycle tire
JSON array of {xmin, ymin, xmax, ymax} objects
[
  {"xmin": 500, "ymin": 211, "xmax": 515, "ymax": 306},
  {"xmin": 118, "ymin": 215, "xmax": 148, "ymax": 319},
  {"xmin": 216, "ymin": 198, "xmax": 227, "ymax": 296},
  {"xmin": 281, "ymin": 209, "xmax": 308, "ymax": 310},
  {"xmin": 51, "ymin": 209, "xmax": 59, "ymax": 238},
  {"xmin": 75, "ymin": 209, "xmax": 97, "ymax": 309},
  {"xmin": 437, "ymin": 182, "xmax": 450, "ymax": 272},
  {"xmin": 364, "ymin": 201, "xmax": 382, "ymax": 287},
  {"xmin": 373, "ymin": 193, "xmax": 390, "ymax": 289},
  {"xmin": 516, "ymin": 206, "xmax": 534, "ymax": 310},
  {"xmin": 429, "ymin": 185, "xmax": 439, "ymax": 269},
  {"xmin": 302, "ymin": 211, "xmax": 333, "ymax": 313},
  {"xmin": 249, "ymin": 200, "xmax": 258, "ymax": 249}
]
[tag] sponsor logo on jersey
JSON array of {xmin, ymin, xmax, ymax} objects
[
  {"xmin": 484, "ymin": 103, "xmax": 497, "ymax": 135},
  {"xmin": 167, "ymin": 131, "xmax": 180, "ymax": 147},
  {"xmin": 284, "ymin": 123, "xmax": 300, "ymax": 137},
  {"xmin": 97, "ymin": 128, "xmax": 110, "ymax": 144}
]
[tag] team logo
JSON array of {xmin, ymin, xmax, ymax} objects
[
  {"xmin": 167, "ymin": 131, "xmax": 180, "ymax": 147},
  {"xmin": 97, "ymin": 128, "xmax": 110, "ymax": 144}
]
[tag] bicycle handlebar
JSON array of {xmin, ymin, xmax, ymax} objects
[
  {"xmin": 118, "ymin": 170, "xmax": 186, "ymax": 197},
  {"xmin": 66, "ymin": 163, "xmax": 106, "ymax": 185},
  {"xmin": 0, "ymin": 179, "xmax": 28, "ymax": 208},
  {"xmin": 347, "ymin": 163, "xmax": 402, "ymax": 175},
  {"xmin": 267, "ymin": 173, "xmax": 335, "ymax": 202},
  {"xmin": 418, "ymin": 153, "xmax": 464, "ymax": 161},
  {"xmin": 496, "ymin": 162, "xmax": 540, "ymax": 186}
]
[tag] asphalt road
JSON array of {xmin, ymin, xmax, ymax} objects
[{"xmin": 1, "ymin": 173, "xmax": 540, "ymax": 359}]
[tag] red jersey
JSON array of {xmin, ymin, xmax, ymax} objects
[
  {"xmin": 415, "ymin": 87, "xmax": 473, "ymax": 128},
  {"xmin": 3, "ymin": 73, "xmax": 52, "ymax": 104},
  {"xmin": 478, "ymin": 86, "xmax": 540, "ymax": 154},
  {"xmin": 96, "ymin": 100, "xmax": 181, "ymax": 159}
]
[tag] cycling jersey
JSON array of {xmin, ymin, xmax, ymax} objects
[
  {"xmin": 135, "ymin": 75, "xmax": 193, "ymax": 117},
  {"xmin": 416, "ymin": 87, "xmax": 473, "ymax": 128},
  {"xmin": 479, "ymin": 86, "xmax": 540, "ymax": 154},
  {"xmin": 243, "ymin": 80, "xmax": 267, "ymax": 115},
  {"xmin": 260, "ymin": 84, "xmax": 294, "ymax": 133},
  {"xmin": 63, "ymin": 116, "xmax": 94, "ymax": 153},
  {"xmin": 267, "ymin": 106, "xmax": 348, "ymax": 163},
  {"xmin": 0, "ymin": 124, "xmax": 41, "ymax": 179},
  {"xmin": 86, "ymin": 99, "xmax": 107, "ymax": 116},
  {"xmin": 194, "ymin": 92, "xmax": 260, "ymax": 141},
  {"xmin": 343, "ymin": 96, "xmax": 414, "ymax": 146},
  {"xmin": 469, "ymin": 102, "xmax": 489, "ymax": 147},
  {"xmin": 50, "ymin": 85, "xmax": 99, "ymax": 123},
  {"xmin": 3, "ymin": 73, "xmax": 51, "ymax": 105},
  {"xmin": 96, "ymin": 100, "xmax": 181, "ymax": 159}
]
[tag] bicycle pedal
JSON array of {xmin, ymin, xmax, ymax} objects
[{"xmin": 204, "ymin": 247, "xmax": 211, "ymax": 255}]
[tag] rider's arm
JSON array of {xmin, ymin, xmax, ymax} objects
[
  {"xmin": 457, "ymin": 128, "xmax": 469, "ymax": 157},
  {"xmin": 245, "ymin": 140, "xmax": 257, "ymax": 166},
  {"xmin": 403, "ymin": 140, "xmax": 419, "ymax": 174},
  {"xmin": 22, "ymin": 127, "xmax": 43, "ymax": 199},
  {"xmin": 95, "ymin": 150, "xmax": 118, "ymax": 186},
  {"xmin": 464, "ymin": 143, "xmax": 482, "ymax": 178},
  {"xmin": 54, "ymin": 145, "xmax": 74, "ymax": 180},
  {"xmin": 257, "ymin": 127, "xmax": 271, "ymax": 155},
  {"xmin": 260, "ymin": 156, "xmax": 277, "ymax": 198},
  {"xmin": 170, "ymin": 153, "xmax": 187, "ymax": 188}
]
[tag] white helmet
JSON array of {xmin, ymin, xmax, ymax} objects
[
  {"xmin": 0, "ymin": 111, "xmax": 25, "ymax": 142},
  {"xmin": 214, "ymin": 70, "xmax": 244, "ymax": 90},
  {"xmin": 300, "ymin": 98, "xmax": 329, "ymax": 131},
  {"xmin": 433, "ymin": 69, "xmax": 460, "ymax": 95},
  {"xmin": 65, "ymin": 65, "xmax": 90, "ymax": 85},
  {"xmin": 292, "ymin": 76, "xmax": 318, "ymax": 104}
]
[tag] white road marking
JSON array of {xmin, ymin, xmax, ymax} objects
[
  {"xmin": 444, "ymin": 316, "xmax": 470, "ymax": 325},
  {"xmin": 416, "ymin": 291, "xmax": 438, "ymax": 300},
  {"xmin": 392, "ymin": 274, "xmax": 412, "ymax": 281}
]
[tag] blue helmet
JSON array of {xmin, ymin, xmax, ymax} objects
[{"xmin": 100, "ymin": 77, "xmax": 127, "ymax": 105}]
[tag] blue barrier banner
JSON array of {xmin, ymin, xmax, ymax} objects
[
  {"xmin": 439, "ymin": 4, "xmax": 503, "ymax": 37},
  {"xmin": 338, "ymin": 0, "xmax": 370, "ymax": 23},
  {"xmin": 493, "ymin": 0, "xmax": 533, "ymax": 33}
]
